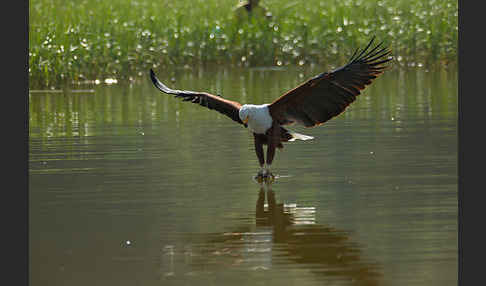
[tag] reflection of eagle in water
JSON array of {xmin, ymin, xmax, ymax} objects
[
  {"xmin": 150, "ymin": 37, "xmax": 392, "ymax": 177},
  {"xmin": 165, "ymin": 187, "xmax": 383, "ymax": 285}
]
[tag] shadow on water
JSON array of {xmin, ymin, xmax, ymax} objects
[{"xmin": 160, "ymin": 181, "xmax": 383, "ymax": 286}]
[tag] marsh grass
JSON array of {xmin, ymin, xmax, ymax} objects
[{"xmin": 29, "ymin": 0, "xmax": 457, "ymax": 88}]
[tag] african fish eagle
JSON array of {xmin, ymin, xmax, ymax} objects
[{"xmin": 150, "ymin": 37, "xmax": 392, "ymax": 178}]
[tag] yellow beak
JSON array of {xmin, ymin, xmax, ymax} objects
[{"xmin": 243, "ymin": 117, "xmax": 249, "ymax": 124}]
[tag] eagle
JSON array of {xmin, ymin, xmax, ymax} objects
[{"xmin": 150, "ymin": 37, "xmax": 392, "ymax": 178}]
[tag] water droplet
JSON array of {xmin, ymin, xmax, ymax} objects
[{"xmin": 104, "ymin": 78, "xmax": 118, "ymax": 84}]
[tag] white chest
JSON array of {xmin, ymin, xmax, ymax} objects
[{"xmin": 246, "ymin": 104, "xmax": 273, "ymax": 134}]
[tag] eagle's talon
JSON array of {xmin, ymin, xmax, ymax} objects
[
  {"xmin": 254, "ymin": 167, "xmax": 275, "ymax": 183},
  {"xmin": 257, "ymin": 169, "xmax": 265, "ymax": 176},
  {"xmin": 265, "ymin": 174, "xmax": 275, "ymax": 183},
  {"xmin": 260, "ymin": 168, "xmax": 275, "ymax": 183}
]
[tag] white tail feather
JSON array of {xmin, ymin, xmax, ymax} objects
[{"xmin": 288, "ymin": 131, "xmax": 314, "ymax": 141}]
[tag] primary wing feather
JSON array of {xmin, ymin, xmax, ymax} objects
[
  {"xmin": 150, "ymin": 69, "xmax": 245, "ymax": 125},
  {"xmin": 268, "ymin": 37, "xmax": 392, "ymax": 127}
]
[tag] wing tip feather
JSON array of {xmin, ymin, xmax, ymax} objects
[{"xmin": 350, "ymin": 36, "xmax": 392, "ymax": 69}]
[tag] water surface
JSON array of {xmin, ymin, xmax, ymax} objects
[{"xmin": 29, "ymin": 66, "xmax": 457, "ymax": 286}]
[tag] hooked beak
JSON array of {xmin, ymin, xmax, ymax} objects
[{"xmin": 243, "ymin": 116, "xmax": 249, "ymax": 124}]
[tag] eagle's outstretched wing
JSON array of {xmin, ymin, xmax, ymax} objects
[
  {"xmin": 268, "ymin": 37, "xmax": 392, "ymax": 127},
  {"xmin": 150, "ymin": 69, "xmax": 245, "ymax": 125}
]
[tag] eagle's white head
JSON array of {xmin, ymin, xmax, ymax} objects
[
  {"xmin": 239, "ymin": 104, "xmax": 273, "ymax": 134},
  {"xmin": 238, "ymin": 105, "xmax": 251, "ymax": 125}
]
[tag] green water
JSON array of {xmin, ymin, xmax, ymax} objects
[{"xmin": 29, "ymin": 66, "xmax": 457, "ymax": 286}]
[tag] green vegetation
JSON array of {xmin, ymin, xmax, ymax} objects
[{"xmin": 29, "ymin": 0, "xmax": 457, "ymax": 88}]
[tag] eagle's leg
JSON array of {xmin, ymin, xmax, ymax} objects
[
  {"xmin": 265, "ymin": 143, "xmax": 275, "ymax": 177},
  {"xmin": 264, "ymin": 123, "xmax": 280, "ymax": 178},
  {"xmin": 253, "ymin": 134, "xmax": 266, "ymax": 176}
]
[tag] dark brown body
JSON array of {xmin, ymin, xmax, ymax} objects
[{"xmin": 253, "ymin": 123, "xmax": 294, "ymax": 167}]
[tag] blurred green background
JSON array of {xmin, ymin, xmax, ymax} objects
[{"xmin": 29, "ymin": 0, "xmax": 457, "ymax": 88}]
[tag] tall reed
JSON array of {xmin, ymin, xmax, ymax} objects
[{"xmin": 29, "ymin": 0, "xmax": 457, "ymax": 88}]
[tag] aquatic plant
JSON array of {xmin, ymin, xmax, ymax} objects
[{"xmin": 29, "ymin": 0, "xmax": 457, "ymax": 88}]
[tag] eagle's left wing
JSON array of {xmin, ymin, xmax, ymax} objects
[{"xmin": 268, "ymin": 37, "xmax": 392, "ymax": 127}]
